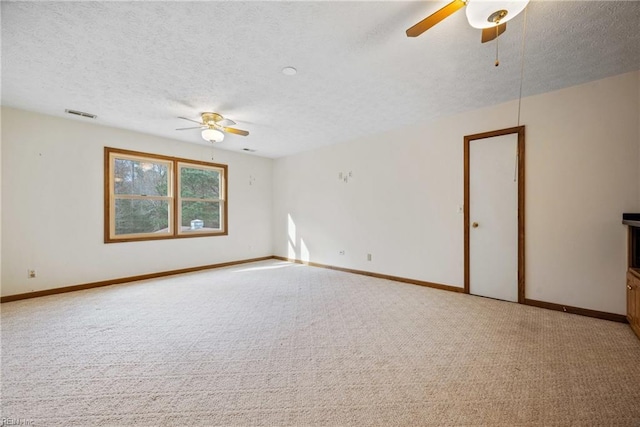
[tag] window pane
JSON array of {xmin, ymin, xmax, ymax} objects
[
  {"xmin": 181, "ymin": 201, "xmax": 221, "ymax": 232},
  {"xmin": 180, "ymin": 167, "xmax": 220, "ymax": 199},
  {"xmin": 114, "ymin": 158, "xmax": 168, "ymax": 196},
  {"xmin": 115, "ymin": 199, "xmax": 170, "ymax": 235}
]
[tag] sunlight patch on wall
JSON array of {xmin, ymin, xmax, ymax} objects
[
  {"xmin": 288, "ymin": 214, "xmax": 296, "ymax": 243},
  {"xmin": 288, "ymin": 213, "xmax": 297, "ymax": 259},
  {"xmin": 300, "ymin": 238, "xmax": 310, "ymax": 262}
]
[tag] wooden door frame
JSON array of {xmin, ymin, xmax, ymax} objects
[{"xmin": 464, "ymin": 126, "xmax": 526, "ymax": 303}]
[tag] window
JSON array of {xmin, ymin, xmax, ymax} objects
[
  {"xmin": 178, "ymin": 162, "xmax": 224, "ymax": 235},
  {"xmin": 105, "ymin": 148, "xmax": 227, "ymax": 242}
]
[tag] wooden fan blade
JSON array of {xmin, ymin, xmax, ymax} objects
[
  {"xmin": 223, "ymin": 127, "xmax": 249, "ymax": 136},
  {"xmin": 175, "ymin": 126, "xmax": 205, "ymax": 130},
  {"xmin": 406, "ymin": 0, "xmax": 466, "ymax": 38},
  {"xmin": 178, "ymin": 116, "xmax": 204, "ymax": 125},
  {"xmin": 481, "ymin": 22, "xmax": 507, "ymax": 43}
]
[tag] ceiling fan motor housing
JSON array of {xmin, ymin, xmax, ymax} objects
[{"xmin": 202, "ymin": 112, "xmax": 223, "ymax": 126}]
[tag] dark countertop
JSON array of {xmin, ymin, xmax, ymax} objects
[{"xmin": 623, "ymin": 213, "xmax": 640, "ymax": 227}]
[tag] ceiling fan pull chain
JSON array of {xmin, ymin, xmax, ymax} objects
[{"xmin": 495, "ymin": 26, "xmax": 500, "ymax": 67}]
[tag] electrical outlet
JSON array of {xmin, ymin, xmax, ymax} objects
[
  {"xmin": 28, "ymin": 269, "xmax": 36, "ymax": 279},
  {"xmin": 367, "ymin": 253, "xmax": 372, "ymax": 261}
]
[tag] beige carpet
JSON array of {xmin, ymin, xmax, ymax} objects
[{"xmin": 2, "ymin": 260, "xmax": 640, "ymax": 426}]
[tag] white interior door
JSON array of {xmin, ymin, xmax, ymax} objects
[{"xmin": 469, "ymin": 134, "xmax": 519, "ymax": 302}]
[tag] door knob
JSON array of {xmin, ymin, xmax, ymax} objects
[
  {"xmin": 472, "ymin": 222, "xmax": 479, "ymax": 228},
  {"xmin": 628, "ymin": 284, "xmax": 633, "ymax": 290}
]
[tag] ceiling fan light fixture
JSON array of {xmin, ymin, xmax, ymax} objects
[
  {"xmin": 465, "ymin": 0, "xmax": 529, "ymax": 29},
  {"xmin": 202, "ymin": 128, "xmax": 224, "ymax": 143}
]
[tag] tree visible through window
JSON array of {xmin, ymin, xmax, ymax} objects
[
  {"xmin": 113, "ymin": 158, "xmax": 170, "ymax": 236},
  {"xmin": 179, "ymin": 164, "xmax": 222, "ymax": 234},
  {"xmin": 105, "ymin": 148, "xmax": 227, "ymax": 242}
]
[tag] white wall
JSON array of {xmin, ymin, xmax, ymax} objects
[
  {"xmin": 1, "ymin": 107, "xmax": 273, "ymax": 297},
  {"xmin": 273, "ymin": 71, "xmax": 640, "ymax": 315},
  {"xmin": 0, "ymin": 107, "xmax": 3, "ymax": 293},
  {"xmin": 3, "ymin": 72, "xmax": 638, "ymax": 313}
]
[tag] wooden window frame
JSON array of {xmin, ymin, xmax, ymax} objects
[
  {"xmin": 176, "ymin": 161, "xmax": 226, "ymax": 237},
  {"xmin": 104, "ymin": 147, "xmax": 228, "ymax": 243}
]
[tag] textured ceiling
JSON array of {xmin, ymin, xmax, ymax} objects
[{"xmin": 2, "ymin": 1, "xmax": 639, "ymax": 158}]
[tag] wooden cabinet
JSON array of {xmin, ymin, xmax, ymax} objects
[
  {"xmin": 627, "ymin": 270, "xmax": 640, "ymax": 339},
  {"xmin": 623, "ymin": 215, "xmax": 640, "ymax": 340}
]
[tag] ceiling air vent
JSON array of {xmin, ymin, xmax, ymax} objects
[{"xmin": 65, "ymin": 109, "xmax": 97, "ymax": 119}]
